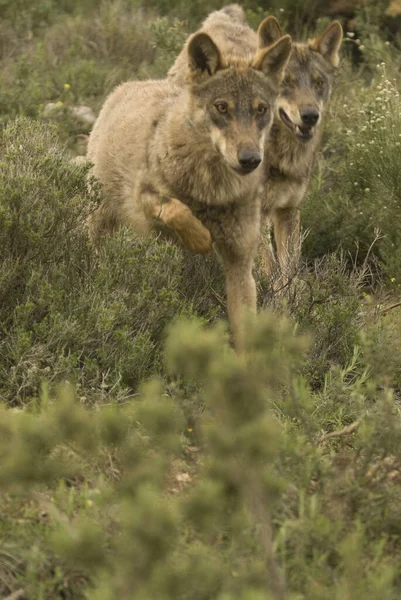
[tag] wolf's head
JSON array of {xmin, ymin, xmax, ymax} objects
[
  {"xmin": 185, "ymin": 31, "xmax": 291, "ymax": 175},
  {"xmin": 259, "ymin": 18, "xmax": 343, "ymax": 143}
]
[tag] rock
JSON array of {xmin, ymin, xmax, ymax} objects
[
  {"xmin": 42, "ymin": 103, "xmax": 96, "ymax": 130},
  {"xmin": 42, "ymin": 102, "xmax": 63, "ymax": 117},
  {"xmin": 70, "ymin": 105, "xmax": 96, "ymax": 128},
  {"xmin": 175, "ymin": 472, "xmax": 192, "ymax": 483}
]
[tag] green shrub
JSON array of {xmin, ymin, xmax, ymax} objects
[
  {"xmin": 1, "ymin": 314, "xmax": 401, "ymax": 598},
  {"xmin": 303, "ymin": 59, "xmax": 401, "ymax": 281},
  {"xmin": 0, "ymin": 0, "xmax": 176, "ymax": 146},
  {"xmin": 0, "ymin": 118, "xmax": 222, "ymax": 404}
]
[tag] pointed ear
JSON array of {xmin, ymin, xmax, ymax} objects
[
  {"xmin": 187, "ymin": 32, "xmax": 222, "ymax": 80},
  {"xmin": 309, "ymin": 21, "xmax": 343, "ymax": 68},
  {"xmin": 253, "ymin": 35, "xmax": 291, "ymax": 87},
  {"xmin": 257, "ymin": 16, "xmax": 283, "ymax": 49}
]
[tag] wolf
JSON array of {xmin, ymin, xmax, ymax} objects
[
  {"xmin": 168, "ymin": 4, "xmax": 282, "ymax": 84},
  {"xmin": 258, "ymin": 18, "xmax": 343, "ymax": 286},
  {"xmin": 87, "ymin": 30, "xmax": 292, "ymax": 350},
  {"xmin": 168, "ymin": 6, "xmax": 343, "ymax": 286}
]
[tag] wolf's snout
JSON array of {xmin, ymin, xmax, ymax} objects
[
  {"xmin": 300, "ymin": 107, "xmax": 319, "ymax": 127},
  {"xmin": 237, "ymin": 149, "xmax": 262, "ymax": 173}
]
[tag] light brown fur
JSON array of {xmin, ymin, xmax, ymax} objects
[
  {"xmin": 87, "ymin": 31, "xmax": 291, "ymax": 350},
  {"xmin": 169, "ymin": 5, "xmax": 258, "ymax": 83},
  {"xmin": 168, "ymin": 7, "xmax": 343, "ymax": 287}
]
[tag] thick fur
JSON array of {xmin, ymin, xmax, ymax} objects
[
  {"xmin": 168, "ymin": 7, "xmax": 343, "ymax": 285},
  {"xmin": 168, "ymin": 6, "xmax": 282, "ymax": 84},
  {"xmin": 260, "ymin": 21, "xmax": 342, "ymax": 284},
  {"xmin": 168, "ymin": 5, "xmax": 258, "ymax": 82},
  {"xmin": 87, "ymin": 32, "xmax": 291, "ymax": 350}
]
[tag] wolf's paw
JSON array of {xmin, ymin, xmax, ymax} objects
[
  {"xmin": 160, "ymin": 198, "xmax": 213, "ymax": 255},
  {"xmin": 177, "ymin": 218, "xmax": 213, "ymax": 255}
]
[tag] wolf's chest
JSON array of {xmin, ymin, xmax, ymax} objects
[
  {"xmin": 193, "ymin": 200, "xmax": 261, "ymax": 251},
  {"xmin": 259, "ymin": 166, "xmax": 308, "ymax": 213},
  {"xmin": 165, "ymin": 158, "xmax": 257, "ymax": 208}
]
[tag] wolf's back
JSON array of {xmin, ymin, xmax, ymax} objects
[
  {"xmin": 167, "ymin": 4, "xmax": 257, "ymax": 84},
  {"xmin": 218, "ymin": 4, "xmax": 247, "ymax": 23}
]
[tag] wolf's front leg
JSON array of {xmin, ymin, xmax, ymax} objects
[
  {"xmin": 226, "ymin": 261, "xmax": 257, "ymax": 353},
  {"xmin": 217, "ymin": 244, "xmax": 258, "ymax": 353},
  {"xmin": 143, "ymin": 195, "xmax": 213, "ymax": 255},
  {"xmin": 273, "ymin": 206, "xmax": 301, "ymax": 285}
]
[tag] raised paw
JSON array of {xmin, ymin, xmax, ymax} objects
[
  {"xmin": 160, "ymin": 198, "xmax": 213, "ymax": 255},
  {"xmin": 176, "ymin": 216, "xmax": 213, "ymax": 255}
]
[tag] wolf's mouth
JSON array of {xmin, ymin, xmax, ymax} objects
[
  {"xmin": 279, "ymin": 108, "xmax": 314, "ymax": 142},
  {"xmin": 233, "ymin": 165, "xmax": 258, "ymax": 176}
]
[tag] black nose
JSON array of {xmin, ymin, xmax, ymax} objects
[
  {"xmin": 300, "ymin": 107, "xmax": 319, "ymax": 127},
  {"xmin": 237, "ymin": 149, "xmax": 262, "ymax": 172}
]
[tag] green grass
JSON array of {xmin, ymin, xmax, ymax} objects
[{"xmin": 1, "ymin": 0, "xmax": 401, "ymax": 598}]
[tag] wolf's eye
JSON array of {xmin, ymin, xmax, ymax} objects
[
  {"xmin": 256, "ymin": 104, "xmax": 268, "ymax": 116},
  {"xmin": 282, "ymin": 76, "xmax": 292, "ymax": 87},
  {"xmin": 215, "ymin": 102, "xmax": 228, "ymax": 114},
  {"xmin": 315, "ymin": 77, "xmax": 325, "ymax": 89}
]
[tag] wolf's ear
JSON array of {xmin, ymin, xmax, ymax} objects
[
  {"xmin": 253, "ymin": 35, "xmax": 291, "ymax": 87},
  {"xmin": 309, "ymin": 21, "xmax": 343, "ymax": 68},
  {"xmin": 257, "ymin": 16, "xmax": 283, "ymax": 49},
  {"xmin": 187, "ymin": 32, "xmax": 222, "ymax": 80}
]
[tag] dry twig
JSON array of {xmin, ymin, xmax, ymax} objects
[
  {"xmin": 4, "ymin": 590, "xmax": 25, "ymax": 600},
  {"xmin": 379, "ymin": 301, "xmax": 401, "ymax": 316},
  {"xmin": 318, "ymin": 418, "xmax": 362, "ymax": 444}
]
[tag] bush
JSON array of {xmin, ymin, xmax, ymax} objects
[
  {"xmin": 303, "ymin": 60, "xmax": 401, "ymax": 282},
  {"xmin": 0, "ymin": 0, "xmax": 179, "ymax": 148},
  {"xmin": 1, "ymin": 314, "xmax": 401, "ymax": 598},
  {"xmin": 0, "ymin": 118, "xmax": 222, "ymax": 404}
]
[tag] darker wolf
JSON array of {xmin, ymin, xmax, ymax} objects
[
  {"xmin": 87, "ymin": 30, "xmax": 291, "ymax": 350},
  {"xmin": 168, "ymin": 5, "xmax": 343, "ymax": 286},
  {"xmin": 258, "ymin": 17, "xmax": 343, "ymax": 285}
]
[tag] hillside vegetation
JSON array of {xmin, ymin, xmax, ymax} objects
[{"xmin": 1, "ymin": 1, "xmax": 401, "ymax": 598}]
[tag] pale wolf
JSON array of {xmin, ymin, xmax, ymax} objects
[
  {"xmin": 168, "ymin": 5, "xmax": 283, "ymax": 83},
  {"xmin": 168, "ymin": 5, "xmax": 343, "ymax": 286},
  {"xmin": 87, "ymin": 30, "xmax": 292, "ymax": 349}
]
